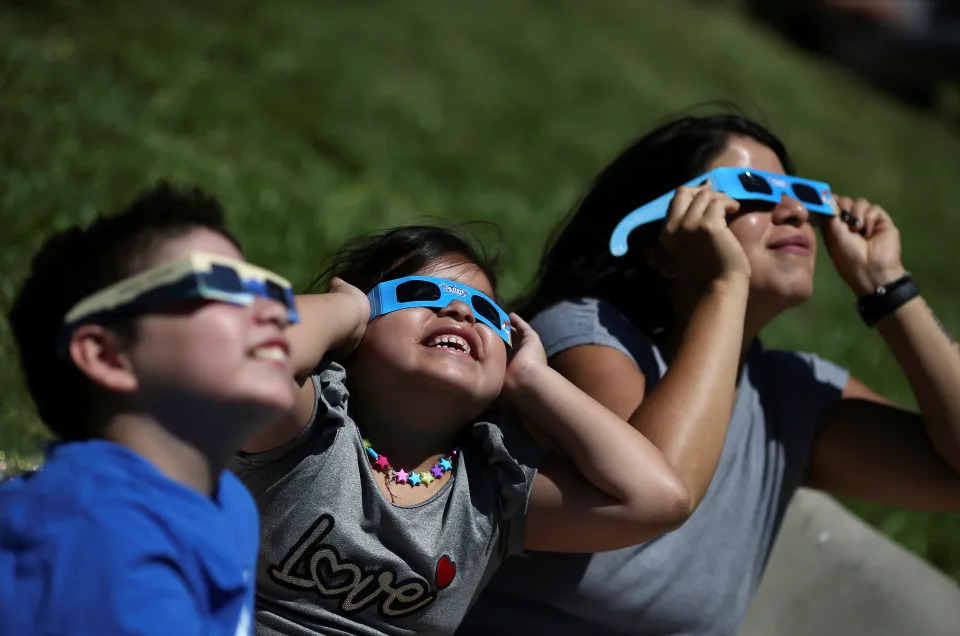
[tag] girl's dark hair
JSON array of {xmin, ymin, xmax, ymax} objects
[
  {"xmin": 308, "ymin": 224, "xmax": 503, "ymax": 298},
  {"xmin": 514, "ymin": 111, "xmax": 794, "ymax": 336},
  {"xmin": 8, "ymin": 181, "xmax": 241, "ymax": 441}
]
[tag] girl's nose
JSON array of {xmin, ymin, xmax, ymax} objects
[{"xmin": 437, "ymin": 299, "xmax": 476, "ymax": 324}]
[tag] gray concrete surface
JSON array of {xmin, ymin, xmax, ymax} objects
[{"xmin": 740, "ymin": 488, "xmax": 960, "ymax": 636}]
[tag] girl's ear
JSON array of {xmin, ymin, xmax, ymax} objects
[
  {"xmin": 68, "ymin": 325, "xmax": 139, "ymax": 393},
  {"xmin": 642, "ymin": 244, "xmax": 680, "ymax": 281}
]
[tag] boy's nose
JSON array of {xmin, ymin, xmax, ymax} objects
[{"xmin": 253, "ymin": 295, "xmax": 291, "ymax": 327}]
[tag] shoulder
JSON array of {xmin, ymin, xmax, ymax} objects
[
  {"xmin": 468, "ymin": 410, "xmax": 546, "ymax": 468},
  {"xmin": 78, "ymin": 500, "xmax": 182, "ymax": 556},
  {"xmin": 761, "ymin": 347, "xmax": 850, "ymax": 393},
  {"xmin": 461, "ymin": 411, "xmax": 548, "ymax": 559},
  {"xmin": 0, "ymin": 443, "xmax": 153, "ymax": 520},
  {"xmin": 751, "ymin": 346, "xmax": 850, "ymax": 441},
  {"xmin": 305, "ymin": 357, "xmax": 351, "ymax": 424},
  {"xmin": 464, "ymin": 411, "xmax": 546, "ymax": 508},
  {"xmin": 1, "ymin": 495, "xmax": 180, "ymax": 584},
  {"xmin": 0, "ymin": 456, "xmax": 209, "ymax": 633},
  {"xmin": 232, "ymin": 358, "xmax": 349, "ymax": 473},
  {"xmin": 314, "ymin": 358, "xmax": 349, "ymax": 411},
  {"xmin": 20, "ymin": 509, "xmax": 203, "ymax": 634},
  {"xmin": 530, "ymin": 297, "xmax": 650, "ymax": 366}
]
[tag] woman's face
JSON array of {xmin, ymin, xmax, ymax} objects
[
  {"xmin": 706, "ymin": 136, "xmax": 817, "ymax": 310},
  {"xmin": 350, "ymin": 257, "xmax": 508, "ymax": 427}
]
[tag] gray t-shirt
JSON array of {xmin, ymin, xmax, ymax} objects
[
  {"xmin": 459, "ymin": 298, "xmax": 849, "ymax": 636},
  {"xmin": 232, "ymin": 360, "xmax": 544, "ymax": 636}
]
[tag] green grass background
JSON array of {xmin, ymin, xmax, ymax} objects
[{"xmin": 2, "ymin": 0, "xmax": 958, "ymax": 580}]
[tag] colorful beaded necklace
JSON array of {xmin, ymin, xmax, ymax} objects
[{"xmin": 362, "ymin": 438, "xmax": 459, "ymax": 502}]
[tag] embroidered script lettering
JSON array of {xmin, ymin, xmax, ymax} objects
[{"xmin": 268, "ymin": 514, "xmax": 437, "ymax": 618}]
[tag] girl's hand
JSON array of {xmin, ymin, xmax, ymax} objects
[
  {"xmin": 660, "ymin": 184, "xmax": 751, "ymax": 291},
  {"xmin": 822, "ymin": 196, "xmax": 906, "ymax": 296},
  {"xmin": 503, "ymin": 312, "xmax": 547, "ymax": 396},
  {"xmin": 328, "ymin": 277, "xmax": 370, "ymax": 354}
]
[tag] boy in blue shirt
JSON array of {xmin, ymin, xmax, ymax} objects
[{"xmin": 0, "ymin": 183, "xmax": 299, "ymax": 635}]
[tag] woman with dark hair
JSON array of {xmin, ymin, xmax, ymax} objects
[{"xmin": 459, "ymin": 113, "xmax": 960, "ymax": 635}]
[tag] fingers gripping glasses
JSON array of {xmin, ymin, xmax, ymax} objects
[
  {"xmin": 609, "ymin": 167, "xmax": 836, "ymax": 256},
  {"xmin": 61, "ymin": 252, "xmax": 299, "ymax": 352},
  {"xmin": 367, "ymin": 276, "xmax": 512, "ymax": 346}
]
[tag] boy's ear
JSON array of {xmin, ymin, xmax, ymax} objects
[
  {"xmin": 643, "ymin": 244, "xmax": 680, "ymax": 281},
  {"xmin": 68, "ymin": 325, "xmax": 139, "ymax": 393}
]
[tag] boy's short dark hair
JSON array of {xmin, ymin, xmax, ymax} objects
[{"xmin": 8, "ymin": 181, "xmax": 242, "ymax": 442}]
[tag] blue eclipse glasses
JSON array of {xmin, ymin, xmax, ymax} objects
[
  {"xmin": 61, "ymin": 252, "xmax": 299, "ymax": 353},
  {"xmin": 609, "ymin": 167, "xmax": 836, "ymax": 256},
  {"xmin": 367, "ymin": 276, "xmax": 512, "ymax": 346}
]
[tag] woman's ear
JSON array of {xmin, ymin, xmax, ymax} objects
[
  {"xmin": 68, "ymin": 325, "xmax": 139, "ymax": 394},
  {"xmin": 643, "ymin": 244, "xmax": 680, "ymax": 281}
]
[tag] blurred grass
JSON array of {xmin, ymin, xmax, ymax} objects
[{"xmin": 1, "ymin": 0, "xmax": 958, "ymax": 579}]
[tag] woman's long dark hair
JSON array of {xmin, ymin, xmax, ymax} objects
[{"xmin": 514, "ymin": 112, "xmax": 794, "ymax": 337}]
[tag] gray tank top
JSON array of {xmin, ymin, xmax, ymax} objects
[
  {"xmin": 460, "ymin": 298, "xmax": 849, "ymax": 636},
  {"xmin": 232, "ymin": 360, "xmax": 544, "ymax": 635}
]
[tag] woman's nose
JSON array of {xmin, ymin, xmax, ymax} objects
[{"xmin": 771, "ymin": 194, "xmax": 809, "ymax": 226}]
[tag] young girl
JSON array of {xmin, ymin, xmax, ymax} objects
[{"xmin": 233, "ymin": 223, "xmax": 746, "ymax": 635}]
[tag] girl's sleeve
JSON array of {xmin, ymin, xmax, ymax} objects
[
  {"xmin": 231, "ymin": 359, "xmax": 349, "ymax": 473},
  {"xmin": 468, "ymin": 412, "xmax": 548, "ymax": 559}
]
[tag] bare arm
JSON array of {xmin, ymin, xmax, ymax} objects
[
  {"xmin": 547, "ymin": 277, "xmax": 748, "ymax": 511},
  {"xmin": 286, "ymin": 290, "xmax": 369, "ymax": 378},
  {"xmin": 241, "ymin": 280, "xmax": 369, "ymax": 453},
  {"xmin": 805, "ymin": 295, "xmax": 960, "ymax": 509},
  {"xmin": 806, "ymin": 376, "xmax": 960, "ymax": 510},
  {"xmin": 872, "ymin": 296, "xmax": 960, "ymax": 471},
  {"xmin": 527, "ymin": 186, "xmax": 752, "ymax": 513},
  {"xmin": 503, "ymin": 315, "xmax": 690, "ymax": 552},
  {"xmin": 805, "ymin": 197, "xmax": 960, "ymax": 509}
]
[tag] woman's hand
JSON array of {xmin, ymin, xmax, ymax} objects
[
  {"xmin": 502, "ymin": 312, "xmax": 548, "ymax": 396},
  {"xmin": 660, "ymin": 185, "xmax": 751, "ymax": 291},
  {"xmin": 327, "ymin": 277, "xmax": 370, "ymax": 356},
  {"xmin": 822, "ymin": 196, "xmax": 906, "ymax": 296}
]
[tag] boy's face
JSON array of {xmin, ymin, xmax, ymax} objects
[{"xmin": 117, "ymin": 228, "xmax": 296, "ymax": 425}]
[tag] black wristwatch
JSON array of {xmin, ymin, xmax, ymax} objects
[{"xmin": 856, "ymin": 272, "xmax": 919, "ymax": 327}]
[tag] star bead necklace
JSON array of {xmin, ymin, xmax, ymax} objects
[{"xmin": 363, "ymin": 438, "xmax": 458, "ymax": 502}]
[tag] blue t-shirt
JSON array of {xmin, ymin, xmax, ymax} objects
[
  {"xmin": 0, "ymin": 440, "xmax": 258, "ymax": 635},
  {"xmin": 460, "ymin": 298, "xmax": 850, "ymax": 636}
]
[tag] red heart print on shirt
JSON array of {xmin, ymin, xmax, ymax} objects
[{"xmin": 435, "ymin": 555, "xmax": 456, "ymax": 589}]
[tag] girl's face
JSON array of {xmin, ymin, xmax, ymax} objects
[
  {"xmin": 706, "ymin": 136, "xmax": 818, "ymax": 310},
  {"xmin": 120, "ymin": 228, "xmax": 296, "ymax": 423},
  {"xmin": 352, "ymin": 257, "xmax": 508, "ymax": 426}
]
